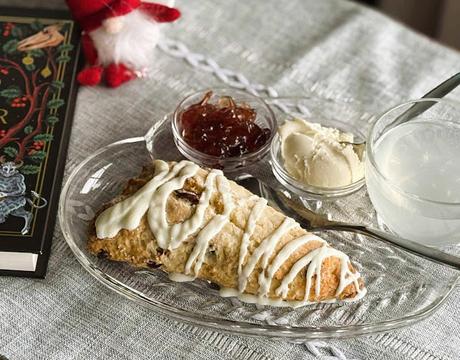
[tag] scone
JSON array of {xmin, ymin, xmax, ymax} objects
[{"xmin": 88, "ymin": 160, "xmax": 365, "ymax": 307}]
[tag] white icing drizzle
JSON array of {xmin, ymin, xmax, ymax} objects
[
  {"xmin": 258, "ymin": 234, "xmax": 325, "ymax": 297},
  {"xmin": 148, "ymin": 162, "xmax": 200, "ymax": 248},
  {"xmin": 95, "ymin": 160, "xmax": 190, "ymax": 239},
  {"xmin": 276, "ymin": 244, "xmax": 362, "ymax": 302},
  {"xmin": 168, "ymin": 272, "xmax": 195, "ymax": 282},
  {"xmin": 237, "ymin": 197, "xmax": 268, "ymax": 276},
  {"xmin": 239, "ymin": 217, "xmax": 297, "ymax": 292},
  {"xmin": 334, "ymin": 254, "xmax": 362, "ymax": 298},
  {"xmin": 95, "ymin": 159, "xmax": 365, "ymax": 307},
  {"xmin": 169, "ymin": 169, "xmax": 221, "ymax": 249},
  {"xmin": 184, "ymin": 175, "xmax": 234, "ymax": 277},
  {"xmin": 220, "ymin": 285, "xmax": 367, "ymax": 309}
]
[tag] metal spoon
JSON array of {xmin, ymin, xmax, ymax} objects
[
  {"xmin": 236, "ymin": 176, "xmax": 460, "ymax": 271},
  {"xmin": 339, "ymin": 72, "xmax": 460, "ymax": 155}
]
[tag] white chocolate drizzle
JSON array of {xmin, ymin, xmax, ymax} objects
[
  {"xmin": 168, "ymin": 272, "xmax": 195, "ymax": 282},
  {"xmin": 219, "ymin": 285, "xmax": 367, "ymax": 308},
  {"xmin": 258, "ymin": 234, "xmax": 325, "ymax": 297},
  {"xmin": 148, "ymin": 162, "xmax": 200, "ymax": 248},
  {"xmin": 185, "ymin": 175, "xmax": 234, "ymax": 277},
  {"xmin": 237, "ymin": 197, "xmax": 268, "ymax": 276},
  {"xmin": 95, "ymin": 161, "xmax": 197, "ymax": 239},
  {"xmin": 239, "ymin": 217, "xmax": 297, "ymax": 292},
  {"xmin": 169, "ymin": 170, "xmax": 220, "ymax": 249},
  {"xmin": 95, "ymin": 160, "xmax": 365, "ymax": 307}
]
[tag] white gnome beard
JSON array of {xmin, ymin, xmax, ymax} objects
[{"xmin": 89, "ymin": 10, "xmax": 161, "ymax": 69}]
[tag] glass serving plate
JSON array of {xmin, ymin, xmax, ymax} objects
[{"xmin": 59, "ymin": 97, "xmax": 460, "ymax": 341}]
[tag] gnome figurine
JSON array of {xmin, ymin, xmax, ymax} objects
[{"xmin": 66, "ymin": 0, "xmax": 180, "ymax": 87}]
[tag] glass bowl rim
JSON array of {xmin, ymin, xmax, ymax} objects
[
  {"xmin": 59, "ymin": 136, "xmax": 459, "ymax": 340},
  {"xmin": 171, "ymin": 87, "xmax": 277, "ymax": 165},
  {"xmin": 366, "ymin": 98, "xmax": 460, "ymax": 207}
]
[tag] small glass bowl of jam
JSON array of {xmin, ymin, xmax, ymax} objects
[{"xmin": 172, "ymin": 88, "xmax": 277, "ymax": 171}]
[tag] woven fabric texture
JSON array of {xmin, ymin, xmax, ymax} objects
[{"xmin": 1, "ymin": 1, "xmax": 459, "ymax": 359}]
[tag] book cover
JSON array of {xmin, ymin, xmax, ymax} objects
[{"xmin": 0, "ymin": 8, "xmax": 81, "ymax": 277}]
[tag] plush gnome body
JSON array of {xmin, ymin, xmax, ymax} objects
[{"xmin": 66, "ymin": 0, "xmax": 180, "ymax": 87}]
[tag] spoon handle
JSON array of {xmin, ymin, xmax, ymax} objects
[
  {"xmin": 392, "ymin": 72, "xmax": 460, "ymax": 126},
  {"xmin": 422, "ymin": 72, "xmax": 460, "ymax": 98},
  {"xmin": 238, "ymin": 175, "xmax": 460, "ymax": 271},
  {"xmin": 318, "ymin": 223, "xmax": 460, "ymax": 270}
]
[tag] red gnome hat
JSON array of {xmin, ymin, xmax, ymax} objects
[
  {"xmin": 66, "ymin": 0, "xmax": 180, "ymax": 87},
  {"xmin": 66, "ymin": 0, "xmax": 181, "ymax": 32}
]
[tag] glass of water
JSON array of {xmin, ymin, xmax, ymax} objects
[{"xmin": 366, "ymin": 98, "xmax": 460, "ymax": 246}]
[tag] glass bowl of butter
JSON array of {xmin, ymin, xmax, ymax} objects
[{"xmin": 270, "ymin": 111, "xmax": 366, "ymax": 200}]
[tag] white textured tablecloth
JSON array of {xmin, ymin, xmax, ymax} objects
[{"xmin": 1, "ymin": 1, "xmax": 459, "ymax": 359}]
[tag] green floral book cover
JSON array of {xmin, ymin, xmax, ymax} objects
[{"xmin": 0, "ymin": 8, "xmax": 80, "ymax": 277}]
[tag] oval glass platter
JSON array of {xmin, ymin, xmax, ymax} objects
[{"xmin": 59, "ymin": 97, "xmax": 459, "ymax": 341}]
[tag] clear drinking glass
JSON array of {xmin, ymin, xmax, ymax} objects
[{"xmin": 366, "ymin": 98, "xmax": 460, "ymax": 246}]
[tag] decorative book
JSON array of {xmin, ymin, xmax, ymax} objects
[{"xmin": 0, "ymin": 8, "xmax": 80, "ymax": 277}]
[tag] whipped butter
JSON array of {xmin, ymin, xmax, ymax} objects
[{"xmin": 278, "ymin": 118, "xmax": 364, "ymax": 188}]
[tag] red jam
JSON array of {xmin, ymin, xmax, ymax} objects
[{"xmin": 180, "ymin": 91, "xmax": 271, "ymax": 158}]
